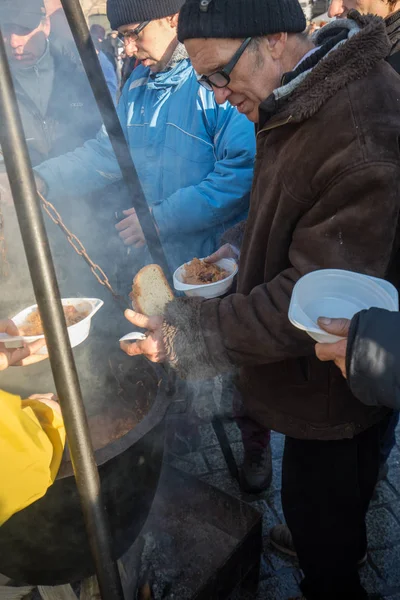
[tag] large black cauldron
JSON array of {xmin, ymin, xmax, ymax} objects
[
  {"xmin": 0, "ymin": 312, "xmax": 169, "ymax": 585},
  {"xmin": 0, "ymin": 187, "xmax": 170, "ymax": 585}
]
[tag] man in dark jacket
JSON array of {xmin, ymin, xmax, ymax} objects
[
  {"xmin": 316, "ymin": 312, "xmax": 400, "ymax": 410},
  {"xmin": 328, "ymin": 0, "xmax": 400, "ymax": 483},
  {"xmin": 0, "ymin": 0, "xmax": 102, "ymax": 167},
  {"xmin": 120, "ymin": 1, "xmax": 400, "ymax": 597}
]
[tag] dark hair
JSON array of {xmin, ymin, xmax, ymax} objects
[
  {"xmin": 387, "ymin": 0, "xmax": 398, "ymax": 8},
  {"xmin": 90, "ymin": 24, "xmax": 106, "ymax": 40}
]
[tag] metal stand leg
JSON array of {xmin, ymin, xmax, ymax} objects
[{"xmin": 211, "ymin": 417, "xmax": 239, "ymax": 481}]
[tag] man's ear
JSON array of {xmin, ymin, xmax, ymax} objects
[
  {"xmin": 266, "ymin": 32, "xmax": 287, "ymax": 58},
  {"xmin": 41, "ymin": 16, "xmax": 51, "ymax": 38},
  {"xmin": 167, "ymin": 12, "xmax": 180, "ymax": 29}
]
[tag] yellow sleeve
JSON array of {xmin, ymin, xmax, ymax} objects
[{"xmin": 0, "ymin": 390, "xmax": 66, "ymax": 526}]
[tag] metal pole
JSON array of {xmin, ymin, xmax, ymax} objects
[
  {"xmin": 59, "ymin": 0, "xmax": 172, "ymax": 281},
  {"xmin": 0, "ymin": 30, "xmax": 124, "ymax": 600}
]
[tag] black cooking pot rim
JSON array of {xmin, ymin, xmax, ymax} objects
[{"xmin": 57, "ymin": 362, "xmax": 170, "ymax": 479}]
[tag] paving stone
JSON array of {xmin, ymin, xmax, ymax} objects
[
  {"xmin": 270, "ymin": 431, "xmax": 285, "ymax": 460},
  {"xmin": 202, "ymin": 445, "xmax": 228, "ymax": 472},
  {"xmin": 223, "ymin": 420, "xmax": 243, "ymax": 443},
  {"xmin": 387, "ymin": 467, "xmax": 400, "ymax": 497},
  {"xmin": 167, "ymin": 452, "xmax": 209, "ymax": 476},
  {"xmin": 370, "ymin": 480, "xmax": 399, "ymax": 508},
  {"xmin": 201, "ymin": 471, "xmax": 242, "ymax": 500},
  {"xmin": 254, "ymin": 572, "xmax": 301, "ymax": 599},
  {"xmin": 391, "ymin": 501, "xmax": 400, "ymax": 524},
  {"xmin": 198, "ymin": 423, "xmax": 218, "ymax": 448},
  {"xmin": 370, "ymin": 545, "xmax": 400, "ymax": 587},
  {"xmin": 265, "ymin": 491, "xmax": 285, "ymax": 524},
  {"xmin": 250, "ymin": 499, "xmax": 279, "ymax": 534},
  {"xmin": 388, "ymin": 445, "xmax": 400, "ymax": 469},
  {"xmin": 268, "ymin": 459, "xmax": 283, "ymax": 494},
  {"xmin": 263, "ymin": 526, "xmax": 299, "ymax": 573},
  {"xmin": 359, "ymin": 562, "xmax": 388, "ymax": 596},
  {"xmin": 231, "ymin": 441, "xmax": 245, "ymax": 465},
  {"xmin": 366, "ymin": 507, "xmax": 400, "ymax": 549}
]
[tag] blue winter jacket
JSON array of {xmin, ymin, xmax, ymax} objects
[{"xmin": 35, "ymin": 58, "xmax": 255, "ymax": 271}]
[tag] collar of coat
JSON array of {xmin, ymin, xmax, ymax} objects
[{"xmin": 258, "ymin": 11, "xmax": 390, "ymax": 130}]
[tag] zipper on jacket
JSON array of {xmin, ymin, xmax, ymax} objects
[
  {"xmin": 33, "ymin": 65, "xmax": 51, "ymax": 151},
  {"xmin": 257, "ymin": 115, "xmax": 293, "ymax": 137}
]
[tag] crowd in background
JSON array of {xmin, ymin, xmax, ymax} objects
[{"xmin": 3, "ymin": 0, "xmax": 400, "ymax": 598}]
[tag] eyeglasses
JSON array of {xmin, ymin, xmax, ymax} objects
[
  {"xmin": 117, "ymin": 20, "xmax": 150, "ymax": 43},
  {"xmin": 196, "ymin": 37, "xmax": 252, "ymax": 91}
]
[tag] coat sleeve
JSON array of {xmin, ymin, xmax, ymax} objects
[
  {"xmin": 0, "ymin": 390, "xmax": 66, "ymax": 526},
  {"xmin": 161, "ymin": 163, "xmax": 400, "ymax": 379},
  {"xmin": 151, "ymin": 106, "xmax": 255, "ymax": 236},
  {"xmin": 346, "ymin": 307, "xmax": 400, "ymax": 410},
  {"xmin": 34, "ymin": 90, "xmax": 129, "ymax": 201}
]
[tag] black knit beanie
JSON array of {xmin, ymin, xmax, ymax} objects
[
  {"xmin": 107, "ymin": 0, "xmax": 185, "ymax": 30},
  {"xmin": 178, "ymin": 0, "xmax": 307, "ymax": 41}
]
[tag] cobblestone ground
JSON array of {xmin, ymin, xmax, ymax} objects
[{"xmin": 166, "ymin": 401, "xmax": 400, "ymax": 600}]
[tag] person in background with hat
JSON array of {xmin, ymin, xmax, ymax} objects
[
  {"xmin": 32, "ymin": 0, "xmax": 255, "ymax": 272},
  {"xmin": 120, "ymin": 0, "xmax": 400, "ymax": 596},
  {"xmin": 0, "ymin": 0, "xmax": 102, "ymax": 167},
  {"xmin": 89, "ymin": 23, "xmax": 119, "ymax": 103}
]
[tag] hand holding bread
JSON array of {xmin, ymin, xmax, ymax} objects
[{"xmin": 121, "ymin": 264, "xmax": 175, "ymax": 363}]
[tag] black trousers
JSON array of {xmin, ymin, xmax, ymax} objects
[{"xmin": 281, "ymin": 415, "xmax": 391, "ymax": 600}]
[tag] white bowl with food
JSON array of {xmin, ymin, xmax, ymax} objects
[
  {"xmin": 173, "ymin": 257, "xmax": 238, "ymax": 299},
  {"xmin": 0, "ymin": 298, "xmax": 104, "ymax": 354}
]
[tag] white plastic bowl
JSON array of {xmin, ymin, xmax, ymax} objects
[
  {"xmin": 289, "ymin": 269, "xmax": 398, "ymax": 343},
  {"xmin": 0, "ymin": 298, "xmax": 104, "ymax": 354},
  {"xmin": 173, "ymin": 258, "xmax": 238, "ymax": 299}
]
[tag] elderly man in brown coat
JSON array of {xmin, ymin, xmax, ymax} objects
[{"xmin": 120, "ymin": 0, "xmax": 400, "ymax": 597}]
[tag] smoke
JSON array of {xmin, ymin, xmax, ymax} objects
[{"xmin": 0, "ymin": 0, "xmax": 241, "ymax": 439}]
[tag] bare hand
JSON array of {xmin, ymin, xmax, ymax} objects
[
  {"xmin": 115, "ymin": 208, "xmax": 145, "ymax": 247},
  {"xmin": 0, "ymin": 318, "xmax": 48, "ymax": 370},
  {"xmin": 120, "ymin": 309, "xmax": 166, "ymax": 363},
  {"xmin": 315, "ymin": 317, "xmax": 351, "ymax": 379},
  {"xmin": 204, "ymin": 243, "xmax": 239, "ymax": 264},
  {"xmin": 28, "ymin": 393, "xmax": 62, "ymax": 417}
]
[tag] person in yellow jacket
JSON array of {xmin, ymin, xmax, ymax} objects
[{"xmin": 0, "ymin": 318, "xmax": 66, "ymax": 526}]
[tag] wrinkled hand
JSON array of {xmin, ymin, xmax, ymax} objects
[
  {"xmin": 28, "ymin": 393, "xmax": 62, "ymax": 417},
  {"xmin": 315, "ymin": 317, "xmax": 350, "ymax": 379},
  {"xmin": 115, "ymin": 208, "xmax": 145, "ymax": 247},
  {"xmin": 120, "ymin": 309, "xmax": 166, "ymax": 363},
  {"xmin": 204, "ymin": 243, "xmax": 239, "ymax": 264},
  {"xmin": 0, "ymin": 318, "xmax": 47, "ymax": 370}
]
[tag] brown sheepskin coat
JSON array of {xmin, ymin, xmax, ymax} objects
[{"xmin": 163, "ymin": 12, "xmax": 400, "ymax": 440}]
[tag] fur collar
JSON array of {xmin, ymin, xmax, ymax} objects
[{"xmin": 260, "ymin": 11, "xmax": 390, "ymax": 127}]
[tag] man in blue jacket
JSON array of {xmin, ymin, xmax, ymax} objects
[{"xmin": 33, "ymin": 0, "xmax": 255, "ymax": 272}]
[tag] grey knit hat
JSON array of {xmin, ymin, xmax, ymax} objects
[
  {"xmin": 178, "ymin": 0, "xmax": 307, "ymax": 41},
  {"xmin": 107, "ymin": 0, "xmax": 185, "ymax": 30}
]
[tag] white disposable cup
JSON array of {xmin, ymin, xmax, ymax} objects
[{"xmin": 289, "ymin": 269, "xmax": 398, "ymax": 343}]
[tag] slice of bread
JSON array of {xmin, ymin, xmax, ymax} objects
[{"xmin": 130, "ymin": 264, "xmax": 174, "ymax": 316}]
